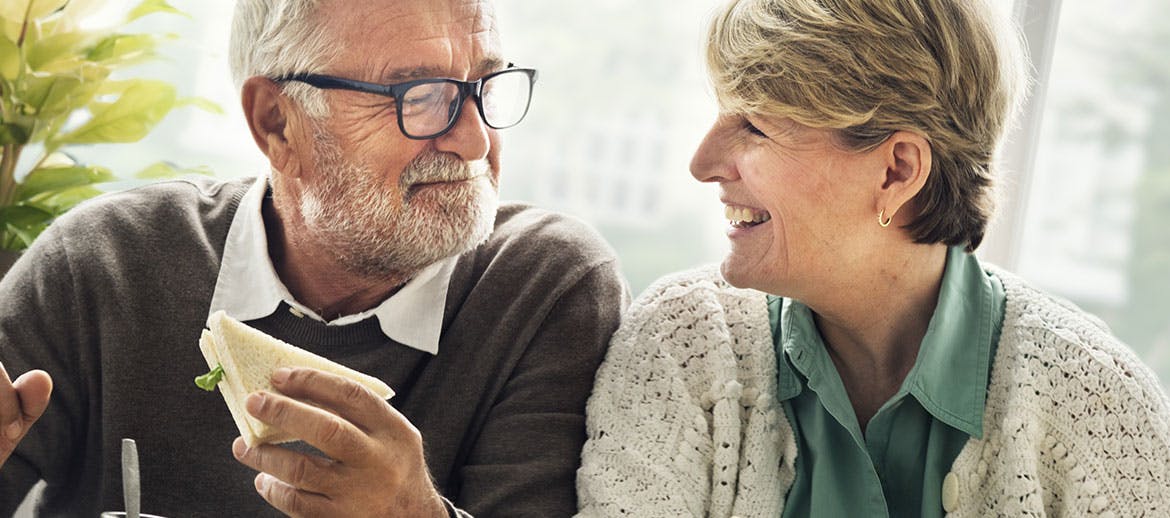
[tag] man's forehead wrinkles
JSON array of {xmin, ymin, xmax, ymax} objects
[
  {"xmin": 458, "ymin": 0, "xmax": 496, "ymax": 33},
  {"xmin": 320, "ymin": 0, "xmax": 503, "ymax": 83},
  {"xmin": 377, "ymin": 65, "xmax": 446, "ymax": 83},
  {"xmin": 370, "ymin": 56, "xmax": 505, "ymax": 84},
  {"xmin": 361, "ymin": 12, "xmax": 495, "ymax": 42}
]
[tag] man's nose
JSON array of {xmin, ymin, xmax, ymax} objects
[{"xmin": 433, "ymin": 97, "xmax": 490, "ymax": 162}]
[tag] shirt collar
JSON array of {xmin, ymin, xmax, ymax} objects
[
  {"xmin": 206, "ymin": 176, "xmax": 454, "ymax": 355},
  {"xmin": 777, "ymin": 298, "xmax": 861, "ymax": 431},
  {"xmin": 769, "ymin": 246, "xmax": 998, "ymax": 438},
  {"xmin": 768, "ymin": 295, "xmax": 803, "ymax": 401},
  {"xmin": 904, "ymin": 246, "xmax": 998, "ymax": 438}
]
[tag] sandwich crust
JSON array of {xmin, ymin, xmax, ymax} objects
[{"xmin": 198, "ymin": 311, "xmax": 395, "ymax": 447}]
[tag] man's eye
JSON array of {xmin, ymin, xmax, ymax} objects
[
  {"xmin": 403, "ymin": 91, "xmax": 439, "ymax": 107},
  {"xmin": 401, "ymin": 84, "xmax": 449, "ymax": 115}
]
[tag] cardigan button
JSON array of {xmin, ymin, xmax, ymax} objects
[{"xmin": 942, "ymin": 471, "xmax": 959, "ymax": 512}]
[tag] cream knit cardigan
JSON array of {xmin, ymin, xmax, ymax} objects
[{"xmin": 576, "ymin": 265, "xmax": 1170, "ymax": 517}]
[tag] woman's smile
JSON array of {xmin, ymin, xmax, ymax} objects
[{"xmin": 724, "ymin": 203, "xmax": 773, "ymax": 238}]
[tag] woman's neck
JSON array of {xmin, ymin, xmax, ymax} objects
[{"xmin": 804, "ymin": 244, "xmax": 948, "ymax": 430}]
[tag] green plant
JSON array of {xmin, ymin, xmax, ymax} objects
[{"xmin": 0, "ymin": 0, "xmax": 215, "ymax": 251}]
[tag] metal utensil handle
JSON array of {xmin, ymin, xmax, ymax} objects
[{"xmin": 122, "ymin": 438, "xmax": 140, "ymax": 518}]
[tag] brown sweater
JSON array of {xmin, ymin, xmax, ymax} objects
[{"xmin": 0, "ymin": 177, "xmax": 627, "ymax": 517}]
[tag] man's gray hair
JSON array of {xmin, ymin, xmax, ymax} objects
[{"xmin": 229, "ymin": 0, "xmax": 335, "ymax": 118}]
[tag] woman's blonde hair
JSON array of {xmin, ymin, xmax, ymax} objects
[{"xmin": 706, "ymin": 0, "xmax": 1028, "ymax": 251}]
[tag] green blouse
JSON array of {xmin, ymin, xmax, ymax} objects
[{"xmin": 770, "ymin": 247, "xmax": 1005, "ymax": 517}]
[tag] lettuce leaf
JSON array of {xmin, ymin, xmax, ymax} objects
[{"xmin": 194, "ymin": 364, "xmax": 224, "ymax": 391}]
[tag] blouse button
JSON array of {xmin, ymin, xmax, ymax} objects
[{"xmin": 942, "ymin": 471, "xmax": 960, "ymax": 512}]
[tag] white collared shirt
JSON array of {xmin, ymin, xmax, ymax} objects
[{"xmin": 205, "ymin": 176, "xmax": 454, "ymax": 355}]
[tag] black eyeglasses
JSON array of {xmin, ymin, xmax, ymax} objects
[{"xmin": 277, "ymin": 65, "xmax": 538, "ymax": 140}]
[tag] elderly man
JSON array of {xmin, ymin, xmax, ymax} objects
[{"xmin": 0, "ymin": 0, "xmax": 626, "ymax": 516}]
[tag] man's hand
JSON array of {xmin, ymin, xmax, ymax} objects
[
  {"xmin": 232, "ymin": 367, "xmax": 447, "ymax": 518},
  {"xmin": 0, "ymin": 362, "xmax": 52, "ymax": 469}
]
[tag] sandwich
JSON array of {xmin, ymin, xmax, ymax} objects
[{"xmin": 195, "ymin": 310, "xmax": 395, "ymax": 447}]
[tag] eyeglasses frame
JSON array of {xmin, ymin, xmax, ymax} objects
[{"xmin": 276, "ymin": 65, "xmax": 538, "ymax": 140}]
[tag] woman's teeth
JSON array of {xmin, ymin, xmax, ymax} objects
[{"xmin": 725, "ymin": 205, "xmax": 772, "ymax": 228}]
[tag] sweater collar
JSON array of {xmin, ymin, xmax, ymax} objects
[{"xmin": 206, "ymin": 176, "xmax": 454, "ymax": 355}]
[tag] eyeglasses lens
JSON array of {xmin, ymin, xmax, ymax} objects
[
  {"xmin": 401, "ymin": 82, "xmax": 460, "ymax": 138},
  {"xmin": 399, "ymin": 70, "xmax": 532, "ymax": 138},
  {"xmin": 481, "ymin": 71, "xmax": 532, "ymax": 129}
]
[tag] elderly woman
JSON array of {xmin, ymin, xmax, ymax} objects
[{"xmin": 576, "ymin": 0, "xmax": 1170, "ymax": 516}]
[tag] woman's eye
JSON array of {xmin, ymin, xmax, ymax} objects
[{"xmin": 744, "ymin": 121, "xmax": 766, "ymax": 137}]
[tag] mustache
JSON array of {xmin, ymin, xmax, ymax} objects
[{"xmin": 400, "ymin": 152, "xmax": 491, "ymax": 188}]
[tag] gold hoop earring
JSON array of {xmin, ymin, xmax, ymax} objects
[{"xmin": 878, "ymin": 209, "xmax": 893, "ymax": 228}]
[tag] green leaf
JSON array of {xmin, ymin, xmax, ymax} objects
[
  {"xmin": 177, "ymin": 96, "xmax": 224, "ymax": 115},
  {"xmin": 86, "ymin": 33, "xmax": 158, "ymax": 65},
  {"xmin": 127, "ymin": 0, "xmax": 186, "ymax": 22},
  {"xmin": 1, "ymin": 18, "xmax": 20, "ymax": 44},
  {"xmin": 18, "ymin": 73, "xmax": 78, "ymax": 114},
  {"xmin": 32, "ymin": 184, "xmax": 103, "ymax": 213},
  {"xmin": 134, "ymin": 161, "xmax": 214, "ymax": 179},
  {"xmin": 19, "ymin": 72, "xmax": 83, "ymax": 117},
  {"xmin": 53, "ymin": 79, "xmax": 176, "ymax": 145},
  {"xmin": 0, "ymin": 205, "xmax": 52, "ymax": 226},
  {"xmin": 194, "ymin": 364, "xmax": 224, "ymax": 391},
  {"xmin": 20, "ymin": 16, "xmax": 45, "ymax": 47},
  {"xmin": 0, "ymin": 36, "xmax": 19, "ymax": 80},
  {"xmin": 4, "ymin": 223, "xmax": 41, "ymax": 248},
  {"xmin": 0, "ymin": 123, "xmax": 31, "ymax": 145},
  {"xmin": 14, "ymin": 164, "xmax": 114, "ymax": 201},
  {"xmin": 3, "ymin": 224, "xmax": 39, "ymax": 249},
  {"xmin": 132, "ymin": 161, "xmax": 178, "ymax": 179},
  {"xmin": 18, "ymin": 70, "xmax": 107, "ymax": 144},
  {"xmin": 0, "ymin": 204, "xmax": 54, "ymax": 249},
  {"xmin": 25, "ymin": 30, "xmax": 93, "ymax": 72},
  {"xmin": 0, "ymin": 1, "xmax": 69, "ymax": 24}
]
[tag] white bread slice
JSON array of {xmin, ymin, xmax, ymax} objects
[{"xmin": 198, "ymin": 310, "xmax": 395, "ymax": 447}]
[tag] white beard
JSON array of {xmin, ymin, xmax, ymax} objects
[{"xmin": 299, "ymin": 133, "xmax": 499, "ymax": 279}]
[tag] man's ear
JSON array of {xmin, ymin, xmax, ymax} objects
[
  {"xmin": 241, "ymin": 77, "xmax": 299, "ymax": 176},
  {"xmin": 874, "ymin": 131, "xmax": 932, "ymax": 225}
]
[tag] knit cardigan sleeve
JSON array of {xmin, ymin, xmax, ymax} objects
[
  {"xmin": 576, "ymin": 266, "xmax": 792, "ymax": 518},
  {"xmin": 950, "ymin": 268, "xmax": 1170, "ymax": 517}
]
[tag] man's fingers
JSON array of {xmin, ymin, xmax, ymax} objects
[
  {"xmin": 269, "ymin": 367, "xmax": 394, "ymax": 432},
  {"xmin": 254, "ymin": 472, "xmax": 334, "ymax": 518},
  {"xmin": 245, "ymin": 391, "xmax": 367, "ymax": 461},
  {"xmin": 14, "ymin": 370, "xmax": 52, "ymax": 423},
  {"xmin": 0, "ymin": 365, "xmax": 52, "ymax": 443},
  {"xmin": 0, "ymin": 363, "xmax": 21, "ymax": 441},
  {"xmin": 232, "ymin": 437, "xmax": 339, "ymax": 494}
]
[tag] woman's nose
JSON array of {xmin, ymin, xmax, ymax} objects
[{"xmin": 690, "ymin": 121, "xmax": 739, "ymax": 184}]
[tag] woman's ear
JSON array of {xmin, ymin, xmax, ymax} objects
[
  {"xmin": 241, "ymin": 77, "xmax": 299, "ymax": 177},
  {"xmin": 874, "ymin": 131, "xmax": 933, "ymax": 225}
]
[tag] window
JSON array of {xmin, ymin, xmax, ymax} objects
[
  {"xmin": 495, "ymin": 0, "xmax": 726, "ymax": 290},
  {"xmin": 1004, "ymin": 0, "xmax": 1170, "ymax": 386}
]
